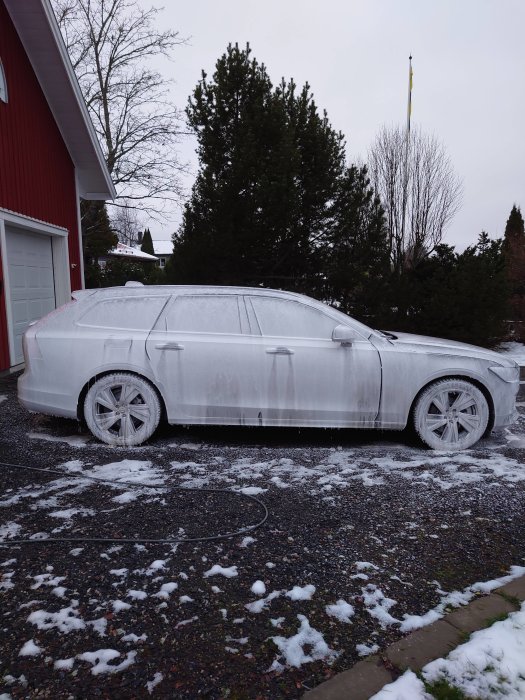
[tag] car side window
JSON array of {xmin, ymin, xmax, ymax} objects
[
  {"xmin": 77, "ymin": 296, "xmax": 168, "ymax": 331},
  {"xmin": 164, "ymin": 295, "xmax": 243, "ymax": 334},
  {"xmin": 249, "ymin": 296, "xmax": 337, "ymax": 339}
]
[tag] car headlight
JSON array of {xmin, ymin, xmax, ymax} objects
[{"xmin": 489, "ymin": 365, "xmax": 520, "ymax": 383}]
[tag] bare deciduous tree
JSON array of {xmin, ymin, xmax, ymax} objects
[
  {"xmin": 52, "ymin": 0, "xmax": 187, "ymax": 216},
  {"xmin": 111, "ymin": 202, "xmax": 140, "ymax": 245},
  {"xmin": 368, "ymin": 126, "xmax": 462, "ymax": 270}
]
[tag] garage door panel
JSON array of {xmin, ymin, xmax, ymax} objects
[
  {"xmin": 40, "ymin": 267, "xmax": 55, "ymax": 287},
  {"xmin": 5, "ymin": 227, "xmax": 56, "ymax": 365}
]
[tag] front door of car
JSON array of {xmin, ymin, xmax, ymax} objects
[
  {"xmin": 244, "ymin": 295, "xmax": 382, "ymax": 426},
  {"xmin": 146, "ymin": 294, "xmax": 258, "ymax": 423}
]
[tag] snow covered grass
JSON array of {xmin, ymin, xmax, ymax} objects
[{"xmin": 372, "ymin": 602, "xmax": 525, "ymax": 699}]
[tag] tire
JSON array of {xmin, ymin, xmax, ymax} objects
[
  {"xmin": 413, "ymin": 378, "xmax": 489, "ymax": 451},
  {"xmin": 84, "ymin": 372, "xmax": 161, "ymax": 447}
]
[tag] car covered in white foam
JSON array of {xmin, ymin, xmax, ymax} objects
[{"xmin": 18, "ymin": 284, "xmax": 519, "ymax": 449}]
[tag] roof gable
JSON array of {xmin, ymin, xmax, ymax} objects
[{"xmin": 3, "ymin": 0, "xmax": 115, "ymax": 200}]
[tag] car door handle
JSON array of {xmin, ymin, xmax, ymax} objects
[
  {"xmin": 266, "ymin": 346, "xmax": 294, "ymax": 355},
  {"xmin": 155, "ymin": 342, "xmax": 184, "ymax": 351}
]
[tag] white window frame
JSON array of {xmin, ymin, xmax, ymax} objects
[{"xmin": 0, "ymin": 208, "xmax": 70, "ymax": 366}]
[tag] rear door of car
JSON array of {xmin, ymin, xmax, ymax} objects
[{"xmin": 146, "ymin": 293, "xmax": 260, "ymax": 423}]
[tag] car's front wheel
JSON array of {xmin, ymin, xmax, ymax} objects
[
  {"xmin": 84, "ymin": 372, "xmax": 161, "ymax": 446},
  {"xmin": 413, "ymin": 378, "xmax": 489, "ymax": 450}
]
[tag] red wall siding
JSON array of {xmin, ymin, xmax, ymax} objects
[{"xmin": 0, "ymin": 1, "xmax": 81, "ymax": 289}]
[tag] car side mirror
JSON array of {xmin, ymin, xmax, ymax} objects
[{"xmin": 332, "ymin": 325, "xmax": 357, "ymax": 346}]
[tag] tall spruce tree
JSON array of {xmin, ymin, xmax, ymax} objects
[
  {"xmin": 169, "ymin": 43, "xmax": 388, "ymax": 313},
  {"xmin": 320, "ymin": 165, "xmax": 389, "ymax": 324},
  {"xmin": 141, "ymin": 228, "xmax": 154, "ymax": 255},
  {"xmin": 81, "ymin": 200, "xmax": 117, "ymax": 288}
]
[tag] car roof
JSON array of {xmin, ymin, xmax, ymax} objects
[{"xmin": 73, "ymin": 284, "xmax": 314, "ymax": 302}]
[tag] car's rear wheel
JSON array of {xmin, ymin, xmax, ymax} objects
[
  {"xmin": 413, "ymin": 378, "xmax": 489, "ymax": 451},
  {"xmin": 84, "ymin": 373, "xmax": 161, "ymax": 446}
]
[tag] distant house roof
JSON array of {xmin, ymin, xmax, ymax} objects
[
  {"xmin": 107, "ymin": 243, "xmax": 158, "ymax": 261},
  {"xmin": 152, "ymin": 240, "xmax": 173, "ymax": 256},
  {"xmin": 4, "ymin": 0, "xmax": 116, "ymax": 200}
]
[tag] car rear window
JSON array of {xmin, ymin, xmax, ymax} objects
[{"xmin": 77, "ymin": 296, "xmax": 168, "ymax": 331}]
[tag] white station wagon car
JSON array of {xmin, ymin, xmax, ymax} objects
[{"xmin": 18, "ymin": 284, "xmax": 519, "ymax": 450}]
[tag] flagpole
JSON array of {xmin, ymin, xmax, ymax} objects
[
  {"xmin": 400, "ymin": 55, "xmax": 413, "ymax": 268},
  {"xmin": 407, "ymin": 54, "xmax": 413, "ymax": 135}
]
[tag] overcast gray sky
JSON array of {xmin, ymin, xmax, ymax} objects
[{"xmin": 146, "ymin": 0, "xmax": 525, "ymax": 250}]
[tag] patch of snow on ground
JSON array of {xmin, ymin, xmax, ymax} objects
[
  {"xmin": 19, "ymin": 640, "xmax": 42, "ymax": 656},
  {"xmin": 326, "ymin": 599, "xmax": 355, "ymax": 623},
  {"xmin": 271, "ymin": 614, "xmax": 339, "ymax": 669},
  {"xmin": 27, "ymin": 432, "xmax": 89, "ymax": 448},
  {"xmin": 422, "ymin": 603, "xmax": 525, "ymax": 698},
  {"xmin": 238, "ymin": 486, "xmax": 267, "ymax": 496},
  {"xmin": 165, "ymin": 444, "xmax": 525, "ymax": 500},
  {"xmin": 370, "ymin": 669, "xmax": 430, "ymax": 699},
  {"xmin": 356, "ymin": 642, "xmax": 380, "ymax": 657},
  {"xmin": 251, "ymin": 580, "xmax": 266, "ymax": 595},
  {"xmin": 28, "ymin": 605, "xmax": 85, "ymax": 634},
  {"xmin": 86, "ymin": 460, "xmax": 166, "ymax": 487},
  {"xmin": 78, "ymin": 649, "xmax": 137, "ymax": 675},
  {"xmin": 49, "ymin": 507, "xmax": 95, "ymax": 519},
  {"xmin": 0, "ymin": 522, "xmax": 21, "ymax": 542},
  {"xmin": 154, "ymin": 582, "xmax": 178, "ymax": 599},
  {"xmin": 146, "ymin": 672, "xmax": 163, "ymax": 693},
  {"xmin": 285, "ymin": 584, "xmax": 315, "ymax": 601},
  {"xmin": 245, "ymin": 590, "xmax": 281, "ymax": 614},
  {"xmin": 376, "ymin": 603, "xmax": 525, "ymax": 699},
  {"xmin": 361, "ymin": 585, "xmax": 399, "ymax": 628},
  {"xmin": 0, "ymin": 394, "xmax": 7, "ymax": 403},
  {"xmin": 121, "ymin": 633, "xmax": 147, "ymax": 643},
  {"xmin": 203, "ymin": 564, "xmax": 238, "ymax": 578},
  {"xmin": 400, "ymin": 565, "xmax": 525, "ymax": 632}
]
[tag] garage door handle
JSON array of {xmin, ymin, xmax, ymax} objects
[
  {"xmin": 266, "ymin": 346, "xmax": 294, "ymax": 355},
  {"xmin": 155, "ymin": 342, "xmax": 184, "ymax": 351}
]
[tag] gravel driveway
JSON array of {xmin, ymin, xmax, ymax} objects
[{"xmin": 1, "ymin": 371, "xmax": 525, "ymax": 698}]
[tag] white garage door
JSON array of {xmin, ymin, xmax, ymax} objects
[{"xmin": 5, "ymin": 227, "xmax": 56, "ymax": 365}]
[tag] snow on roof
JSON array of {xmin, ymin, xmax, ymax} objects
[
  {"xmin": 4, "ymin": 0, "xmax": 115, "ymax": 200},
  {"xmin": 108, "ymin": 243, "xmax": 158, "ymax": 261},
  {"xmin": 152, "ymin": 240, "xmax": 173, "ymax": 256}
]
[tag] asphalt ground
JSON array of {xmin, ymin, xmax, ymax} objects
[{"xmin": 1, "ymin": 371, "xmax": 524, "ymax": 699}]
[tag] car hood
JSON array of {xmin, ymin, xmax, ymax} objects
[{"xmin": 385, "ymin": 331, "xmax": 517, "ymax": 367}]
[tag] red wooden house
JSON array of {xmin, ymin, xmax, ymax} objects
[{"xmin": 0, "ymin": 0, "xmax": 115, "ymax": 371}]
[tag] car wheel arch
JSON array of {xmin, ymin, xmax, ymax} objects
[
  {"xmin": 77, "ymin": 369, "xmax": 167, "ymax": 424},
  {"xmin": 409, "ymin": 374, "xmax": 495, "ymax": 435}
]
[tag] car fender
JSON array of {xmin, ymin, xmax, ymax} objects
[{"xmin": 376, "ymin": 351, "xmax": 495, "ymax": 429}]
